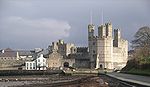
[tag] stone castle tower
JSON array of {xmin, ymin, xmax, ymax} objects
[{"xmin": 88, "ymin": 22, "xmax": 128, "ymax": 70}]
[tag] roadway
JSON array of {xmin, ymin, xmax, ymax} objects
[{"xmin": 107, "ymin": 72, "xmax": 150, "ymax": 86}]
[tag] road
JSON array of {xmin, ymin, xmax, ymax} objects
[{"xmin": 107, "ymin": 72, "xmax": 150, "ymax": 86}]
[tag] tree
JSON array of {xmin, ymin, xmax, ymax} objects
[
  {"xmin": 131, "ymin": 26, "xmax": 150, "ymax": 65},
  {"xmin": 132, "ymin": 26, "xmax": 150, "ymax": 48}
]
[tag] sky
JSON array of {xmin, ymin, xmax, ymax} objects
[{"xmin": 0, "ymin": 0, "xmax": 150, "ymax": 50}]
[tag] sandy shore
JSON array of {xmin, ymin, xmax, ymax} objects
[{"xmin": 0, "ymin": 75, "xmax": 108, "ymax": 87}]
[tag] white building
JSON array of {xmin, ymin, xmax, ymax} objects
[
  {"xmin": 25, "ymin": 54, "xmax": 47, "ymax": 70},
  {"xmin": 36, "ymin": 54, "xmax": 47, "ymax": 70},
  {"xmin": 25, "ymin": 61, "xmax": 36, "ymax": 70}
]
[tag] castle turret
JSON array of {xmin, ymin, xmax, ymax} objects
[
  {"xmin": 88, "ymin": 24, "xmax": 95, "ymax": 39},
  {"xmin": 88, "ymin": 11, "xmax": 95, "ymax": 39},
  {"xmin": 52, "ymin": 42, "xmax": 58, "ymax": 52},
  {"xmin": 58, "ymin": 39, "xmax": 64, "ymax": 44},
  {"xmin": 88, "ymin": 21, "xmax": 97, "ymax": 69},
  {"xmin": 98, "ymin": 25, "xmax": 106, "ymax": 38},
  {"xmin": 105, "ymin": 22, "xmax": 112, "ymax": 37},
  {"xmin": 96, "ymin": 22, "xmax": 114, "ymax": 69},
  {"xmin": 113, "ymin": 29, "xmax": 121, "ymax": 47},
  {"xmin": 114, "ymin": 29, "xmax": 121, "ymax": 40}
]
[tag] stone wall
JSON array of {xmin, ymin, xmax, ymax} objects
[
  {"xmin": 0, "ymin": 60, "xmax": 25, "ymax": 70},
  {"xmin": 0, "ymin": 60, "xmax": 24, "ymax": 67},
  {"xmin": 47, "ymin": 51, "xmax": 75, "ymax": 69},
  {"xmin": 47, "ymin": 52, "xmax": 63, "ymax": 68}
]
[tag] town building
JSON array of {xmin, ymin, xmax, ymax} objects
[
  {"xmin": 16, "ymin": 50, "xmax": 35, "ymax": 60},
  {"xmin": 36, "ymin": 54, "xmax": 47, "ymax": 70},
  {"xmin": 0, "ymin": 48, "xmax": 17, "ymax": 60},
  {"xmin": 25, "ymin": 54, "xmax": 47, "ymax": 70},
  {"xmin": 25, "ymin": 61, "xmax": 36, "ymax": 70},
  {"xmin": 47, "ymin": 40, "xmax": 75, "ymax": 69},
  {"xmin": 0, "ymin": 48, "xmax": 24, "ymax": 70},
  {"xmin": 69, "ymin": 47, "xmax": 90, "ymax": 68}
]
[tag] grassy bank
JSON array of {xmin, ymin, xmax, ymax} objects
[{"xmin": 121, "ymin": 68, "xmax": 150, "ymax": 76}]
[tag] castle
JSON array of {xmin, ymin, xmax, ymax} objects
[
  {"xmin": 88, "ymin": 22, "xmax": 128, "ymax": 70},
  {"xmin": 45, "ymin": 22, "xmax": 128, "ymax": 70},
  {"xmin": 0, "ymin": 22, "xmax": 128, "ymax": 70}
]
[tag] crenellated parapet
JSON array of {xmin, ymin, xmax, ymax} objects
[{"xmin": 76, "ymin": 47, "xmax": 88, "ymax": 53}]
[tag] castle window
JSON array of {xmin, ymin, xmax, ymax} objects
[
  {"xmin": 64, "ymin": 62, "xmax": 69, "ymax": 67},
  {"xmin": 93, "ymin": 42, "xmax": 95, "ymax": 45},
  {"xmin": 93, "ymin": 50, "xmax": 95, "ymax": 53},
  {"xmin": 89, "ymin": 36, "xmax": 91, "ymax": 39},
  {"xmin": 93, "ymin": 55, "xmax": 95, "ymax": 57},
  {"xmin": 100, "ymin": 64, "xmax": 103, "ymax": 69}
]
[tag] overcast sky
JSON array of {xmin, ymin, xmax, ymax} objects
[{"xmin": 0, "ymin": 0, "xmax": 150, "ymax": 49}]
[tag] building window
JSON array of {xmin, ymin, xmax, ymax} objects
[
  {"xmin": 30, "ymin": 63, "xmax": 32, "ymax": 69},
  {"xmin": 26, "ymin": 63, "xmax": 28, "ymax": 69},
  {"xmin": 33, "ymin": 63, "xmax": 36, "ymax": 69},
  {"xmin": 43, "ymin": 59, "xmax": 45, "ymax": 62},
  {"xmin": 38, "ymin": 59, "xmax": 40, "ymax": 62}
]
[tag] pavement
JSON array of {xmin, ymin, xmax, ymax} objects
[{"xmin": 106, "ymin": 72, "xmax": 150, "ymax": 87}]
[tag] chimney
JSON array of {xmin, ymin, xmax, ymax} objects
[{"xmin": 2, "ymin": 50, "xmax": 4, "ymax": 53}]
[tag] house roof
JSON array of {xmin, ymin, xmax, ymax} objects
[
  {"xmin": 17, "ymin": 50, "xmax": 33, "ymax": 56},
  {"xmin": 5, "ymin": 48, "xmax": 13, "ymax": 51},
  {"xmin": 0, "ymin": 48, "xmax": 16, "ymax": 57},
  {"xmin": 0, "ymin": 48, "xmax": 34, "ymax": 57}
]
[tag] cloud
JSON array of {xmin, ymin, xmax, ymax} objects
[
  {"xmin": 3, "ymin": 16, "xmax": 71, "ymax": 37},
  {"xmin": 0, "ymin": 16, "xmax": 71, "ymax": 48},
  {"xmin": 0, "ymin": 0, "xmax": 149, "ymax": 49}
]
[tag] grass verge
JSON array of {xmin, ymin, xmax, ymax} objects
[{"xmin": 121, "ymin": 68, "xmax": 150, "ymax": 76}]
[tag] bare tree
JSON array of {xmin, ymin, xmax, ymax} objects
[
  {"xmin": 131, "ymin": 26, "xmax": 150, "ymax": 64},
  {"xmin": 132, "ymin": 26, "xmax": 150, "ymax": 48}
]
